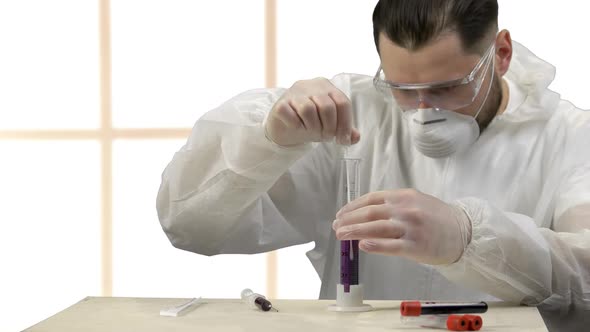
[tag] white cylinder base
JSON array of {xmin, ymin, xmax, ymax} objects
[{"xmin": 327, "ymin": 284, "xmax": 373, "ymax": 312}]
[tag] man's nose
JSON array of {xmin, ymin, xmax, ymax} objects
[{"xmin": 417, "ymin": 92, "xmax": 432, "ymax": 109}]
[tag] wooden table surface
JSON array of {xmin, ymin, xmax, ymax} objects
[{"xmin": 24, "ymin": 297, "xmax": 548, "ymax": 332}]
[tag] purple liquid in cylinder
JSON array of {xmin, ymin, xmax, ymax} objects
[{"xmin": 340, "ymin": 240, "xmax": 359, "ymax": 293}]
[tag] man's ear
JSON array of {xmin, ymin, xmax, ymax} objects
[{"xmin": 495, "ymin": 30, "xmax": 513, "ymax": 76}]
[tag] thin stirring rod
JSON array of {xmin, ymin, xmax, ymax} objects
[{"xmin": 346, "ymin": 164, "xmax": 354, "ymax": 261}]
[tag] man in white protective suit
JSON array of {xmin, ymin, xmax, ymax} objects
[{"xmin": 156, "ymin": 1, "xmax": 590, "ymax": 330}]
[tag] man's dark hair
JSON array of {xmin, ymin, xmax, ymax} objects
[{"xmin": 372, "ymin": 0, "xmax": 498, "ymax": 55}]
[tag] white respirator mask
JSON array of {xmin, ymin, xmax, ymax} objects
[{"xmin": 405, "ymin": 108, "xmax": 481, "ymax": 158}]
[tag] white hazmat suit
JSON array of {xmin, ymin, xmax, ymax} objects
[{"xmin": 157, "ymin": 42, "xmax": 590, "ymax": 331}]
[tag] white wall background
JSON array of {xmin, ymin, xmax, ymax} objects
[{"xmin": 1, "ymin": 1, "xmax": 589, "ymax": 331}]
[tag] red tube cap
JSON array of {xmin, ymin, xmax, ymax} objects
[
  {"xmin": 446, "ymin": 314, "xmax": 469, "ymax": 331},
  {"xmin": 464, "ymin": 315, "xmax": 483, "ymax": 331},
  {"xmin": 400, "ymin": 301, "xmax": 422, "ymax": 316}
]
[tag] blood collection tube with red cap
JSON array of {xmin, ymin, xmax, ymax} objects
[
  {"xmin": 401, "ymin": 301, "xmax": 488, "ymax": 316},
  {"xmin": 400, "ymin": 301, "xmax": 486, "ymax": 331}
]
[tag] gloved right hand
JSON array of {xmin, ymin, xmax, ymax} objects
[{"xmin": 265, "ymin": 78, "xmax": 361, "ymax": 147}]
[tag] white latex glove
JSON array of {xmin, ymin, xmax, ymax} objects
[
  {"xmin": 265, "ymin": 77, "xmax": 361, "ymax": 147},
  {"xmin": 332, "ymin": 189, "xmax": 472, "ymax": 265}
]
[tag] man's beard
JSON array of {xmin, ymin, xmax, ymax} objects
[{"xmin": 476, "ymin": 74, "xmax": 503, "ymax": 133}]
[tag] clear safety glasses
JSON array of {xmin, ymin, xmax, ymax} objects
[{"xmin": 373, "ymin": 43, "xmax": 495, "ymax": 111}]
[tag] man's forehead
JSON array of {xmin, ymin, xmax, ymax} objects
[{"xmin": 378, "ymin": 32, "xmax": 481, "ymax": 84}]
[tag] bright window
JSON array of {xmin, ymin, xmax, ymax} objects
[
  {"xmin": 111, "ymin": 0, "xmax": 265, "ymax": 128},
  {"xmin": 0, "ymin": 0, "xmax": 99, "ymax": 129},
  {"xmin": 276, "ymin": 0, "xmax": 379, "ymax": 86},
  {"xmin": 0, "ymin": 141, "xmax": 101, "ymax": 332}
]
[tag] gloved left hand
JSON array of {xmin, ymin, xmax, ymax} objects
[{"xmin": 333, "ymin": 189, "xmax": 472, "ymax": 265}]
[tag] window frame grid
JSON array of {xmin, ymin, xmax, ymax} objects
[{"xmin": 0, "ymin": 0, "xmax": 278, "ymax": 299}]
